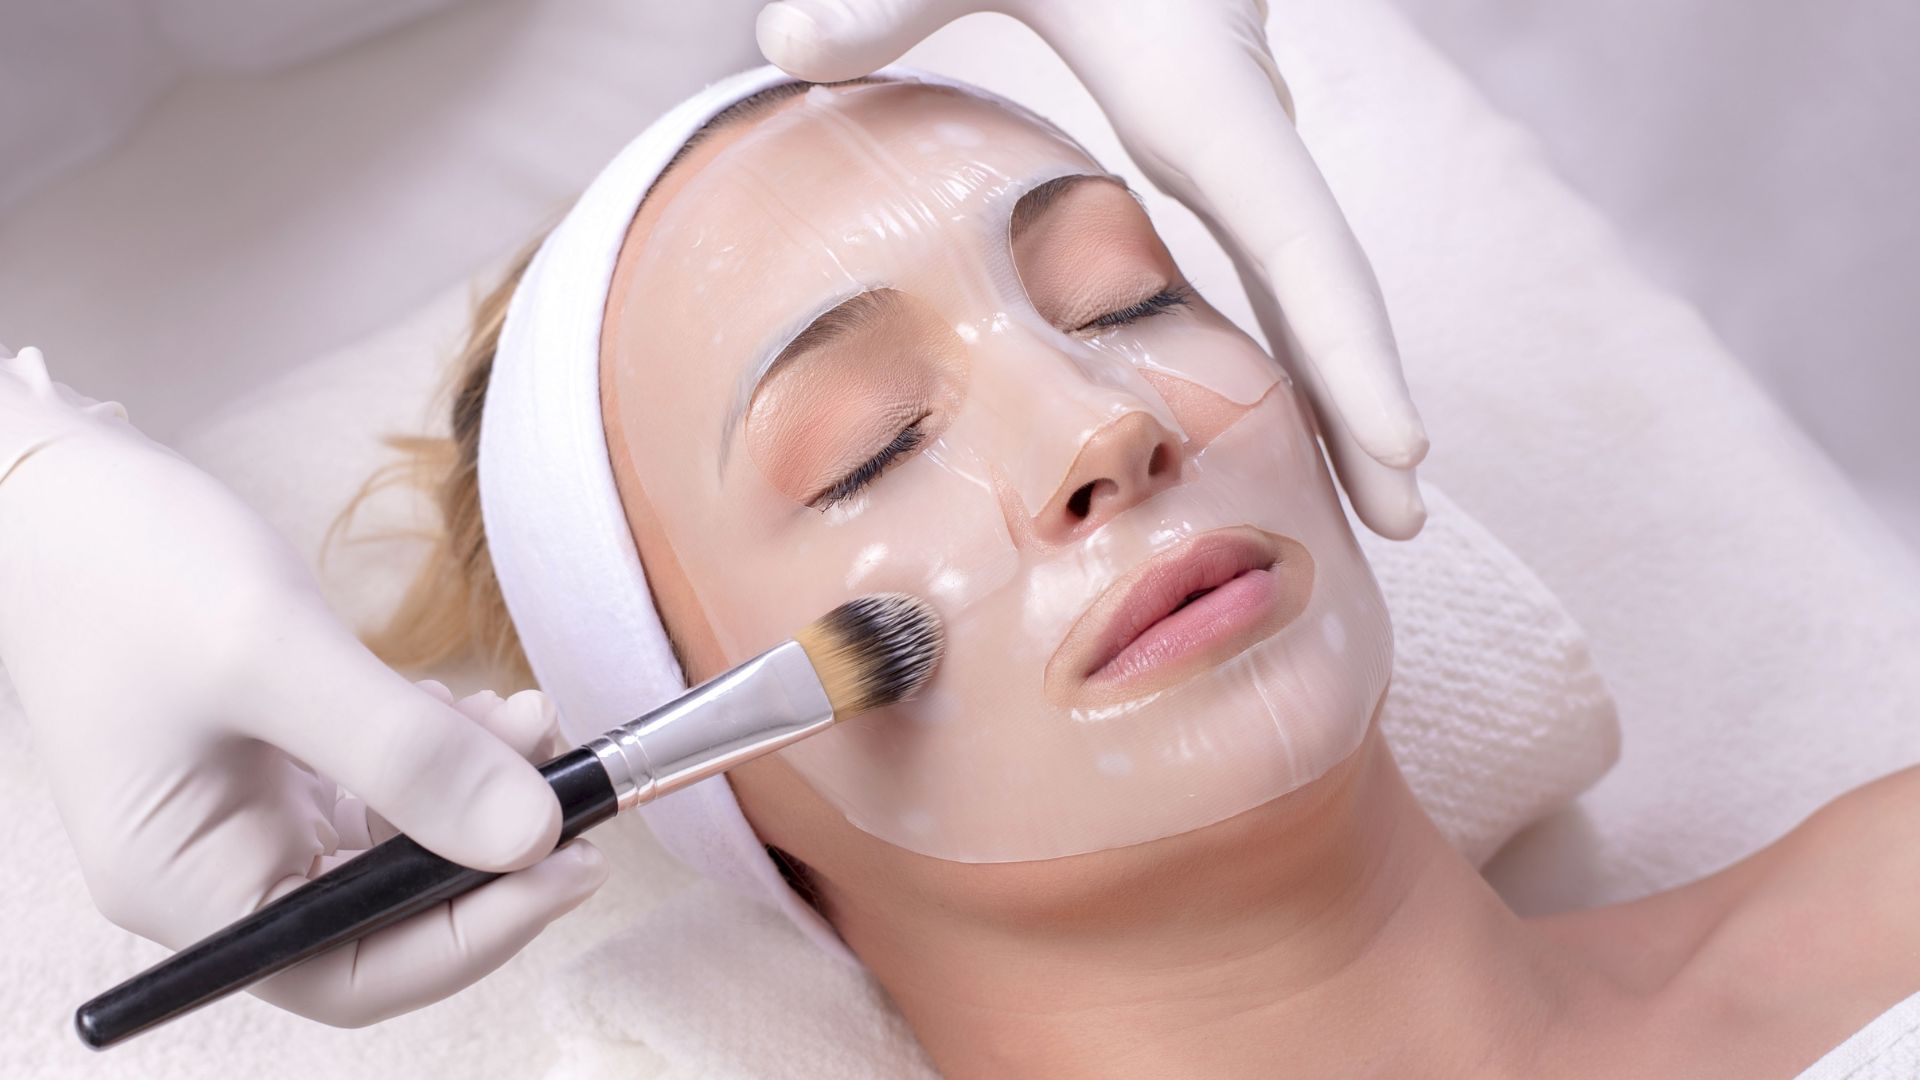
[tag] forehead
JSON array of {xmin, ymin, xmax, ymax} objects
[
  {"xmin": 636, "ymin": 81, "xmax": 1100, "ymax": 285},
  {"xmin": 607, "ymin": 81, "xmax": 1108, "ymax": 424}
]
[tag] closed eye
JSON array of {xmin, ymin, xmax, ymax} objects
[
  {"xmin": 808, "ymin": 413, "xmax": 931, "ymax": 511},
  {"xmin": 1074, "ymin": 285, "xmax": 1193, "ymax": 335},
  {"xmin": 800, "ymin": 286, "xmax": 1192, "ymax": 511}
]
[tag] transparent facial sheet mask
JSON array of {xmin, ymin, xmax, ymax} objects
[{"xmin": 605, "ymin": 81, "xmax": 1393, "ymax": 862}]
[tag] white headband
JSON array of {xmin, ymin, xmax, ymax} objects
[{"xmin": 478, "ymin": 64, "xmax": 857, "ymax": 965}]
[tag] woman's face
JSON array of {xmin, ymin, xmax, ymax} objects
[{"xmin": 602, "ymin": 81, "xmax": 1392, "ymax": 874}]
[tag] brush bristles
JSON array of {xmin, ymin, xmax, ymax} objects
[{"xmin": 794, "ymin": 594, "xmax": 945, "ymax": 717}]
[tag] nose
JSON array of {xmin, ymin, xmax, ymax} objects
[{"xmin": 1031, "ymin": 411, "xmax": 1184, "ymax": 544}]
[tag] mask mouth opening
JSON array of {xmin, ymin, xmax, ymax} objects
[{"xmin": 1045, "ymin": 526, "xmax": 1317, "ymax": 709}]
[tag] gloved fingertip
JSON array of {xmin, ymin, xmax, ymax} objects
[
  {"xmin": 500, "ymin": 689, "xmax": 562, "ymax": 757},
  {"xmin": 3, "ymin": 345, "xmax": 51, "ymax": 385},
  {"xmin": 504, "ymin": 688, "xmax": 558, "ymax": 733},
  {"xmin": 1348, "ymin": 404, "xmax": 1430, "ymax": 470},
  {"xmin": 756, "ymin": 2, "xmax": 820, "ymax": 60},
  {"xmin": 757, "ymin": 1, "xmax": 870, "ymax": 82},
  {"xmin": 1401, "ymin": 423, "xmax": 1433, "ymax": 467},
  {"xmin": 455, "ymin": 762, "xmax": 563, "ymax": 871},
  {"xmin": 1404, "ymin": 482, "xmax": 1429, "ymax": 534},
  {"xmin": 453, "ymin": 689, "xmax": 504, "ymax": 723},
  {"xmin": 1379, "ymin": 423, "xmax": 1430, "ymax": 471},
  {"xmin": 514, "ymin": 841, "xmax": 608, "ymax": 912},
  {"xmin": 415, "ymin": 679, "xmax": 455, "ymax": 704},
  {"xmin": 562, "ymin": 839, "xmax": 607, "ymax": 884},
  {"xmin": 1370, "ymin": 480, "xmax": 1427, "ymax": 541},
  {"xmin": 1338, "ymin": 447, "xmax": 1428, "ymax": 541}
]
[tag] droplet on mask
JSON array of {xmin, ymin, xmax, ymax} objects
[
  {"xmin": 928, "ymin": 566, "xmax": 976, "ymax": 605},
  {"xmin": 1322, "ymin": 611, "xmax": 1347, "ymax": 655},
  {"xmin": 843, "ymin": 541, "xmax": 892, "ymax": 590},
  {"xmin": 934, "ymin": 121, "xmax": 985, "ymax": 147}
]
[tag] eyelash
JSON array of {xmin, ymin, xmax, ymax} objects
[
  {"xmin": 806, "ymin": 286, "xmax": 1195, "ymax": 510},
  {"xmin": 810, "ymin": 414, "xmax": 930, "ymax": 511},
  {"xmin": 1074, "ymin": 284, "xmax": 1193, "ymax": 334}
]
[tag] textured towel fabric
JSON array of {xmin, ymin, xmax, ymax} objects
[
  {"xmin": 1358, "ymin": 485, "xmax": 1617, "ymax": 865},
  {"xmin": 1795, "ymin": 994, "xmax": 1920, "ymax": 1080},
  {"xmin": 538, "ymin": 886, "xmax": 941, "ymax": 1080}
]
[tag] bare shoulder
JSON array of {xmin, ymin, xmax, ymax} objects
[
  {"xmin": 1543, "ymin": 764, "xmax": 1920, "ymax": 991},
  {"xmin": 1675, "ymin": 765, "xmax": 1920, "ymax": 1022},
  {"xmin": 1754, "ymin": 764, "xmax": 1920, "ymax": 902},
  {"xmin": 1533, "ymin": 768, "xmax": 1920, "ymax": 1075}
]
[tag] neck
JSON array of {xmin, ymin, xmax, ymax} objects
[{"xmin": 841, "ymin": 726, "xmax": 1597, "ymax": 1079}]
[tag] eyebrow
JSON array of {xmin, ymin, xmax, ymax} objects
[
  {"xmin": 718, "ymin": 288, "xmax": 899, "ymax": 469},
  {"xmin": 1009, "ymin": 172, "xmax": 1133, "ymax": 244}
]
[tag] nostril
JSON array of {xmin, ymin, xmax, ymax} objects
[
  {"xmin": 1146, "ymin": 443, "xmax": 1171, "ymax": 479},
  {"xmin": 1066, "ymin": 481, "xmax": 1096, "ymax": 520}
]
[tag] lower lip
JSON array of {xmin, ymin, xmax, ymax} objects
[{"xmin": 1085, "ymin": 565, "xmax": 1279, "ymax": 690}]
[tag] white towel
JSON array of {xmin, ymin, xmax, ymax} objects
[
  {"xmin": 538, "ymin": 887, "xmax": 939, "ymax": 1080},
  {"xmin": 1796, "ymin": 993, "xmax": 1920, "ymax": 1080},
  {"xmin": 1358, "ymin": 485, "xmax": 1618, "ymax": 865}
]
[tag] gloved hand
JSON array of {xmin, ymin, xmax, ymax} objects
[
  {"xmin": 756, "ymin": 0, "xmax": 1429, "ymax": 539},
  {"xmin": 0, "ymin": 346, "xmax": 604, "ymax": 1027}
]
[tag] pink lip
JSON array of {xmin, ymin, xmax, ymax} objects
[{"xmin": 1045, "ymin": 527, "xmax": 1315, "ymax": 707}]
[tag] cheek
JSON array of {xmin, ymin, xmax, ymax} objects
[
  {"xmin": 727, "ymin": 753, "xmax": 849, "ymax": 858},
  {"xmin": 736, "ymin": 743, "xmax": 1159, "ymax": 937},
  {"xmin": 667, "ymin": 440, "xmax": 1023, "ymax": 665},
  {"xmin": 606, "ymin": 419, "xmax": 734, "ymax": 683},
  {"xmin": 1141, "ymin": 370, "xmax": 1251, "ymax": 448},
  {"xmin": 727, "ymin": 752, "xmax": 1023, "ymax": 924}
]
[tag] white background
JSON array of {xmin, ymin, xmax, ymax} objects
[{"xmin": 1389, "ymin": 0, "xmax": 1919, "ymax": 545}]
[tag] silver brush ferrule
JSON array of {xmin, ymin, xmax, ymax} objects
[{"xmin": 583, "ymin": 640, "xmax": 835, "ymax": 811}]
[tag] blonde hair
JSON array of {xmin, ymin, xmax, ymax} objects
[
  {"xmin": 330, "ymin": 242, "xmax": 541, "ymax": 680},
  {"xmin": 335, "ymin": 77, "xmax": 885, "ymax": 680}
]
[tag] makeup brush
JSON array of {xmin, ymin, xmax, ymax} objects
[{"xmin": 75, "ymin": 593, "xmax": 942, "ymax": 1050}]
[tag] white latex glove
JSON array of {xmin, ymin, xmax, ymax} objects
[
  {"xmin": 756, "ymin": 0, "xmax": 1429, "ymax": 539},
  {"xmin": 0, "ymin": 346, "xmax": 604, "ymax": 1027}
]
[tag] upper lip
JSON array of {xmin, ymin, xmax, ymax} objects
[{"xmin": 1044, "ymin": 526, "xmax": 1291, "ymax": 701}]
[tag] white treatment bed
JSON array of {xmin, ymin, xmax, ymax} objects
[{"xmin": 2, "ymin": 1, "xmax": 1916, "ymax": 1076}]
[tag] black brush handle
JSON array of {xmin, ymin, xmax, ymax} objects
[{"xmin": 74, "ymin": 745, "xmax": 618, "ymax": 1050}]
